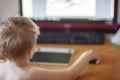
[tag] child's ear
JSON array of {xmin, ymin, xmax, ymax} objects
[
  {"xmin": 29, "ymin": 46, "xmax": 35, "ymax": 57},
  {"xmin": 27, "ymin": 46, "xmax": 35, "ymax": 58}
]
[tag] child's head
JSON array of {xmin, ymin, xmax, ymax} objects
[{"xmin": 0, "ymin": 17, "xmax": 40, "ymax": 61}]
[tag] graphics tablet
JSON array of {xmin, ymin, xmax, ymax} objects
[{"xmin": 30, "ymin": 47, "xmax": 75, "ymax": 66}]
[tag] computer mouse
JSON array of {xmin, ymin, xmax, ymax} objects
[{"xmin": 89, "ymin": 59, "xmax": 97, "ymax": 64}]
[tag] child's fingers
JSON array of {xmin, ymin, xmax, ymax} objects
[{"xmin": 96, "ymin": 59, "xmax": 100, "ymax": 64}]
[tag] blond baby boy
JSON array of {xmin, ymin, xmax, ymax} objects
[{"xmin": 0, "ymin": 17, "xmax": 100, "ymax": 80}]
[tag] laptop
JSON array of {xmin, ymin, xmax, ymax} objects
[{"xmin": 30, "ymin": 47, "xmax": 75, "ymax": 66}]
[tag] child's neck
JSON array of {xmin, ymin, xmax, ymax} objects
[
  {"xmin": 14, "ymin": 58, "xmax": 28, "ymax": 68},
  {"xmin": 4, "ymin": 58, "xmax": 28, "ymax": 68}
]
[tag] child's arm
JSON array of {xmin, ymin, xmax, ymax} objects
[
  {"xmin": 28, "ymin": 50, "xmax": 100, "ymax": 80},
  {"xmin": 68, "ymin": 50, "xmax": 100, "ymax": 78}
]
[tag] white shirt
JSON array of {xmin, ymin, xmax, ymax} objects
[{"xmin": 0, "ymin": 60, "xmax": 28, "ymax": 80}]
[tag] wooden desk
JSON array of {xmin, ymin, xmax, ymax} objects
[{"xmin": 29, "ymin": 40, "xmax": 120, "ymax": 80}]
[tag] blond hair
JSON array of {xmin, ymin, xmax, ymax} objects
[{"xmin": 0, "ymin": 17, "xmax": 40, "ymax": 61}]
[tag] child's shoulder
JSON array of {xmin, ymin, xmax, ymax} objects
[{"xmin": 0, "ymin": 60, "xmax": 29, "ymax": 80}]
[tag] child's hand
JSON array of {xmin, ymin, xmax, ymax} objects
[{"xmin": 83, "ymin": 49, "xmax": 100, "ymax": 64}]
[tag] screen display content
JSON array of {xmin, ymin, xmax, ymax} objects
[{"xmin": 21, "ymin": 0, "xmax": 118, "ymax": 31}]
